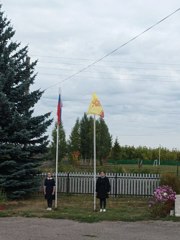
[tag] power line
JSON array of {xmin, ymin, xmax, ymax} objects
[
  {"xmin": 32, "ymin": 55, "xmax": 180, "ymax": 66},
  {"xmin": 44, "ymin": 7, "xmax": 180, "ymax": 91},
  {"xmin": 38, "ymin": 63, "xmax": 180, "ymax": 72},
  {"xmin": 38, "ymin": 72, "xmax": 180, "ymax": 80},
  {"xmin": 38, "ymin": 66, "xmax": 180, "ymax": 74},
  {"xmin": 37, "ymin": 60, "xmax": 180, "ymax": 66},
  {"xmin": 31, "ymin": 55, "xmax": 92, "ymax": 61}
]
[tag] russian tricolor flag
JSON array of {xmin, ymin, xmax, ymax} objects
[{"xmin": 57, "ymin": 94, "xmax": 62, "ymax": 125}]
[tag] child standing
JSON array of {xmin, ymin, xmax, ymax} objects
[
  {"xmin": 44, "ymin": 172, "xmax": 55, "ymax": 210},
  {"xmin": 96, "ymin": 171, "xmax": 111, "ymax": 212}
]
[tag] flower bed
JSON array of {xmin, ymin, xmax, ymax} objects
[{"xmin": 148, "ymin": 185, "xmax": 176, "ymax": 217}]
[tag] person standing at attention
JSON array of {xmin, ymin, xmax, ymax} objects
[
  {"xmin": 96, "ymin": 171, "xmax": 111, "ymax": 212},
  {"xmin": 44, "ymin": 172, "xmax": 55, "ymax": 210}
]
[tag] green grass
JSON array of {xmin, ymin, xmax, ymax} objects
[
  {"xmin": 118, "ymin": 164, "xmax": 179, "ymax": 175},
  {"xmin": 56, "ymin": 163, "xmax": 179, "ymax": 175},
  {"xmin": 0, "ymin": 194, "xmax": 180, "ymax": 222}
]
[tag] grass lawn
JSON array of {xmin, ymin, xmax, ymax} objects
[
  {"xmin": 120, "ymin": 164, "xmax": 179, "ymax": 175},
  {"xmin": 59, "ymin": 163, "xmax": 179, "ymax": 175},
  {"xmin": 0, "ymin": 194, "xmax": 179, "ymax": 222}
]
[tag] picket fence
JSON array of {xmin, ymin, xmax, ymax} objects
[{"xmin": 40, "ymin": 172, "xmax": 160, "ymax": 196}]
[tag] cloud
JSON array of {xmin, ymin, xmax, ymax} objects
[{"xmin": 2, "ymin": 0, "xmax": 180, "ymax": 149}]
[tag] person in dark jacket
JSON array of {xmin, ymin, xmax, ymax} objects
[
  {"xmin": 44, "ymin": 172, "xmax": 55, "ymax": 210},
  {"xmin": 96, "ymin": 171, "xmax": 111, "ymax": 212}
]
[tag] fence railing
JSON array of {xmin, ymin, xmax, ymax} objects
[{"xmin": 39, "ymin": 172, "xmax": 160, "ymax": 196}]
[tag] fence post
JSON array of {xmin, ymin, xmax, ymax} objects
[
  {"xmin": 66, "ymin": 172, "xmax": 70, "ymax": 194},
  {"xmin": 114, "ymin": 173, "xmax": 117, "ymax": 197}
]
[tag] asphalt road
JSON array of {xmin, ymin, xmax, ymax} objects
[{"xmin": 0, "ymin": 217, "xmax": 179, "ymax": 240}]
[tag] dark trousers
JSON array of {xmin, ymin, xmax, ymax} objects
[
  {"xmin": 47, "ymin": 198, "xmax": 53, "ymax": 208},
  {"xmin": 100, "ymin": 198, "xmax": 106, "ymax": 209}
]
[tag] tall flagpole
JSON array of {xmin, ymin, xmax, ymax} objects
[
  {"xmin": 55, "ymin": 123, "xmax": 59, "ymax": 209},
  {"xmin": 55, "ymin": 89, "xmax": 61, "ymax": 209},
  {"xmin": 87, "ymin": 93, "xmax": 104, "ymax": 211},
  {"xmin": 93, "ymin": 114, "xmax": 96, "ymax": 211}
]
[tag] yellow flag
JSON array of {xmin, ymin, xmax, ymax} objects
[{"xmin": 87, "ymin": 93, "xmax": 104, "ymax": 117}]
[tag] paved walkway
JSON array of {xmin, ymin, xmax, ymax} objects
[{"xmin": 0, "ymin": 217, "xmax": 180, "ymax": 240}]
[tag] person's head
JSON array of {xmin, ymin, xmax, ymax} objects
[
  {"xmin": 47, "ymin": 172, "xmax": 52, "ymax": 178},
  {"xmin": 99, "ymin": 171, "xmax": 105, "ymax": 177}
]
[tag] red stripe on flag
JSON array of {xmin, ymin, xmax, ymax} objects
[{"xmin": 57, "ymin": 94, "xmax": 61, "ymax": 125}]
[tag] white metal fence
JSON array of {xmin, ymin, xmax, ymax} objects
[{"xmin": 40, "ymin": 172, "xmax": 160, "ymax": 196}]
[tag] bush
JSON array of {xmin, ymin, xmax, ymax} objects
[
  {"xmin": 148, "ymin": 185, "xmax": 176, "ymax": 218},
  {"xmin": 160, "ymin": 173, "xmax": 180, "ymax": 194},
  {"xmin": 129, "ymin": 168, "xmax": 152, "ymax": 174},
  {"xmin": 0, "ymin": 189, "xmax": 6, "ymax": 203}
]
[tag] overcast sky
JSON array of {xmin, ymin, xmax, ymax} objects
[{"xmin": 1, "ymin": 0, "xmax": 180, "ymax": 150}]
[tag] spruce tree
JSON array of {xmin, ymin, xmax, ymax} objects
[
  {"xmin": 111, "ymin": 138, "xmax": 121, "ymax": 160},
  {"xmin": 80, "ymin": 114, "xmax": 111, "ymax": 165},
  {"xmin": 80, "ymin": 113, "xmax": 93, "ymax": 163},
  {"xmin": 0, "ymin": 6, "xmax": 52, "ymax": 199},
  {"xmin": 50, "ymin": 123, "xmax": 67, "ymax": 162},
  {"xmin": 96, "ymin": 118, "xmax": 112, "ymax": 165},
  {"xmin": 68, "ymin": 118, "xmax": 81, "ymax": 164}
]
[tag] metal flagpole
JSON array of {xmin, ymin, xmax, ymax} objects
[
  {"xmin": 87, "ymin": 93, "xmax": 104, "ymax": 211},
  {"xmin": 93, "ymin": 114, "xmax": 96, "ymax": 211},
  {"xmin": 55, "ymin": 88, "xmax": 61, "ymax": 209},
  {"xmin": 55, "ymin": 123, "xmax": 59, "ymax": 208}
]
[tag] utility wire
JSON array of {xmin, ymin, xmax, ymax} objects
[
  {"xmin": 44, "ymin": 7, "xmax": 180, "ymax": 91},
  {"xmin": 38, "ymin": 60, "xmax": 180, "ymax": 66},
  {"xmin": 32, "ymin": 54, "xmax": 180, "ymax": 66},
  {"xmin": 36, "ymin": 61, "xmax": 180, "ymax": 69},
  {"xmin": 39, "ymin": 71, "xmax": 180, "ymax": 79}
]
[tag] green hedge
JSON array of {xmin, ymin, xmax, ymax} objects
[{"xmin": 108, "ymin": 159, "xmax": 179, "ymax": 166}]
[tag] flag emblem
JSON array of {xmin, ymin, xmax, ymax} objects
[
  {"xmin": 57, "ymin": 94, "xmax": 62, "ymax": 125},
  {"xmin": 87, "ymin": 93, "xmax": 104, "ymax": 117}
]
